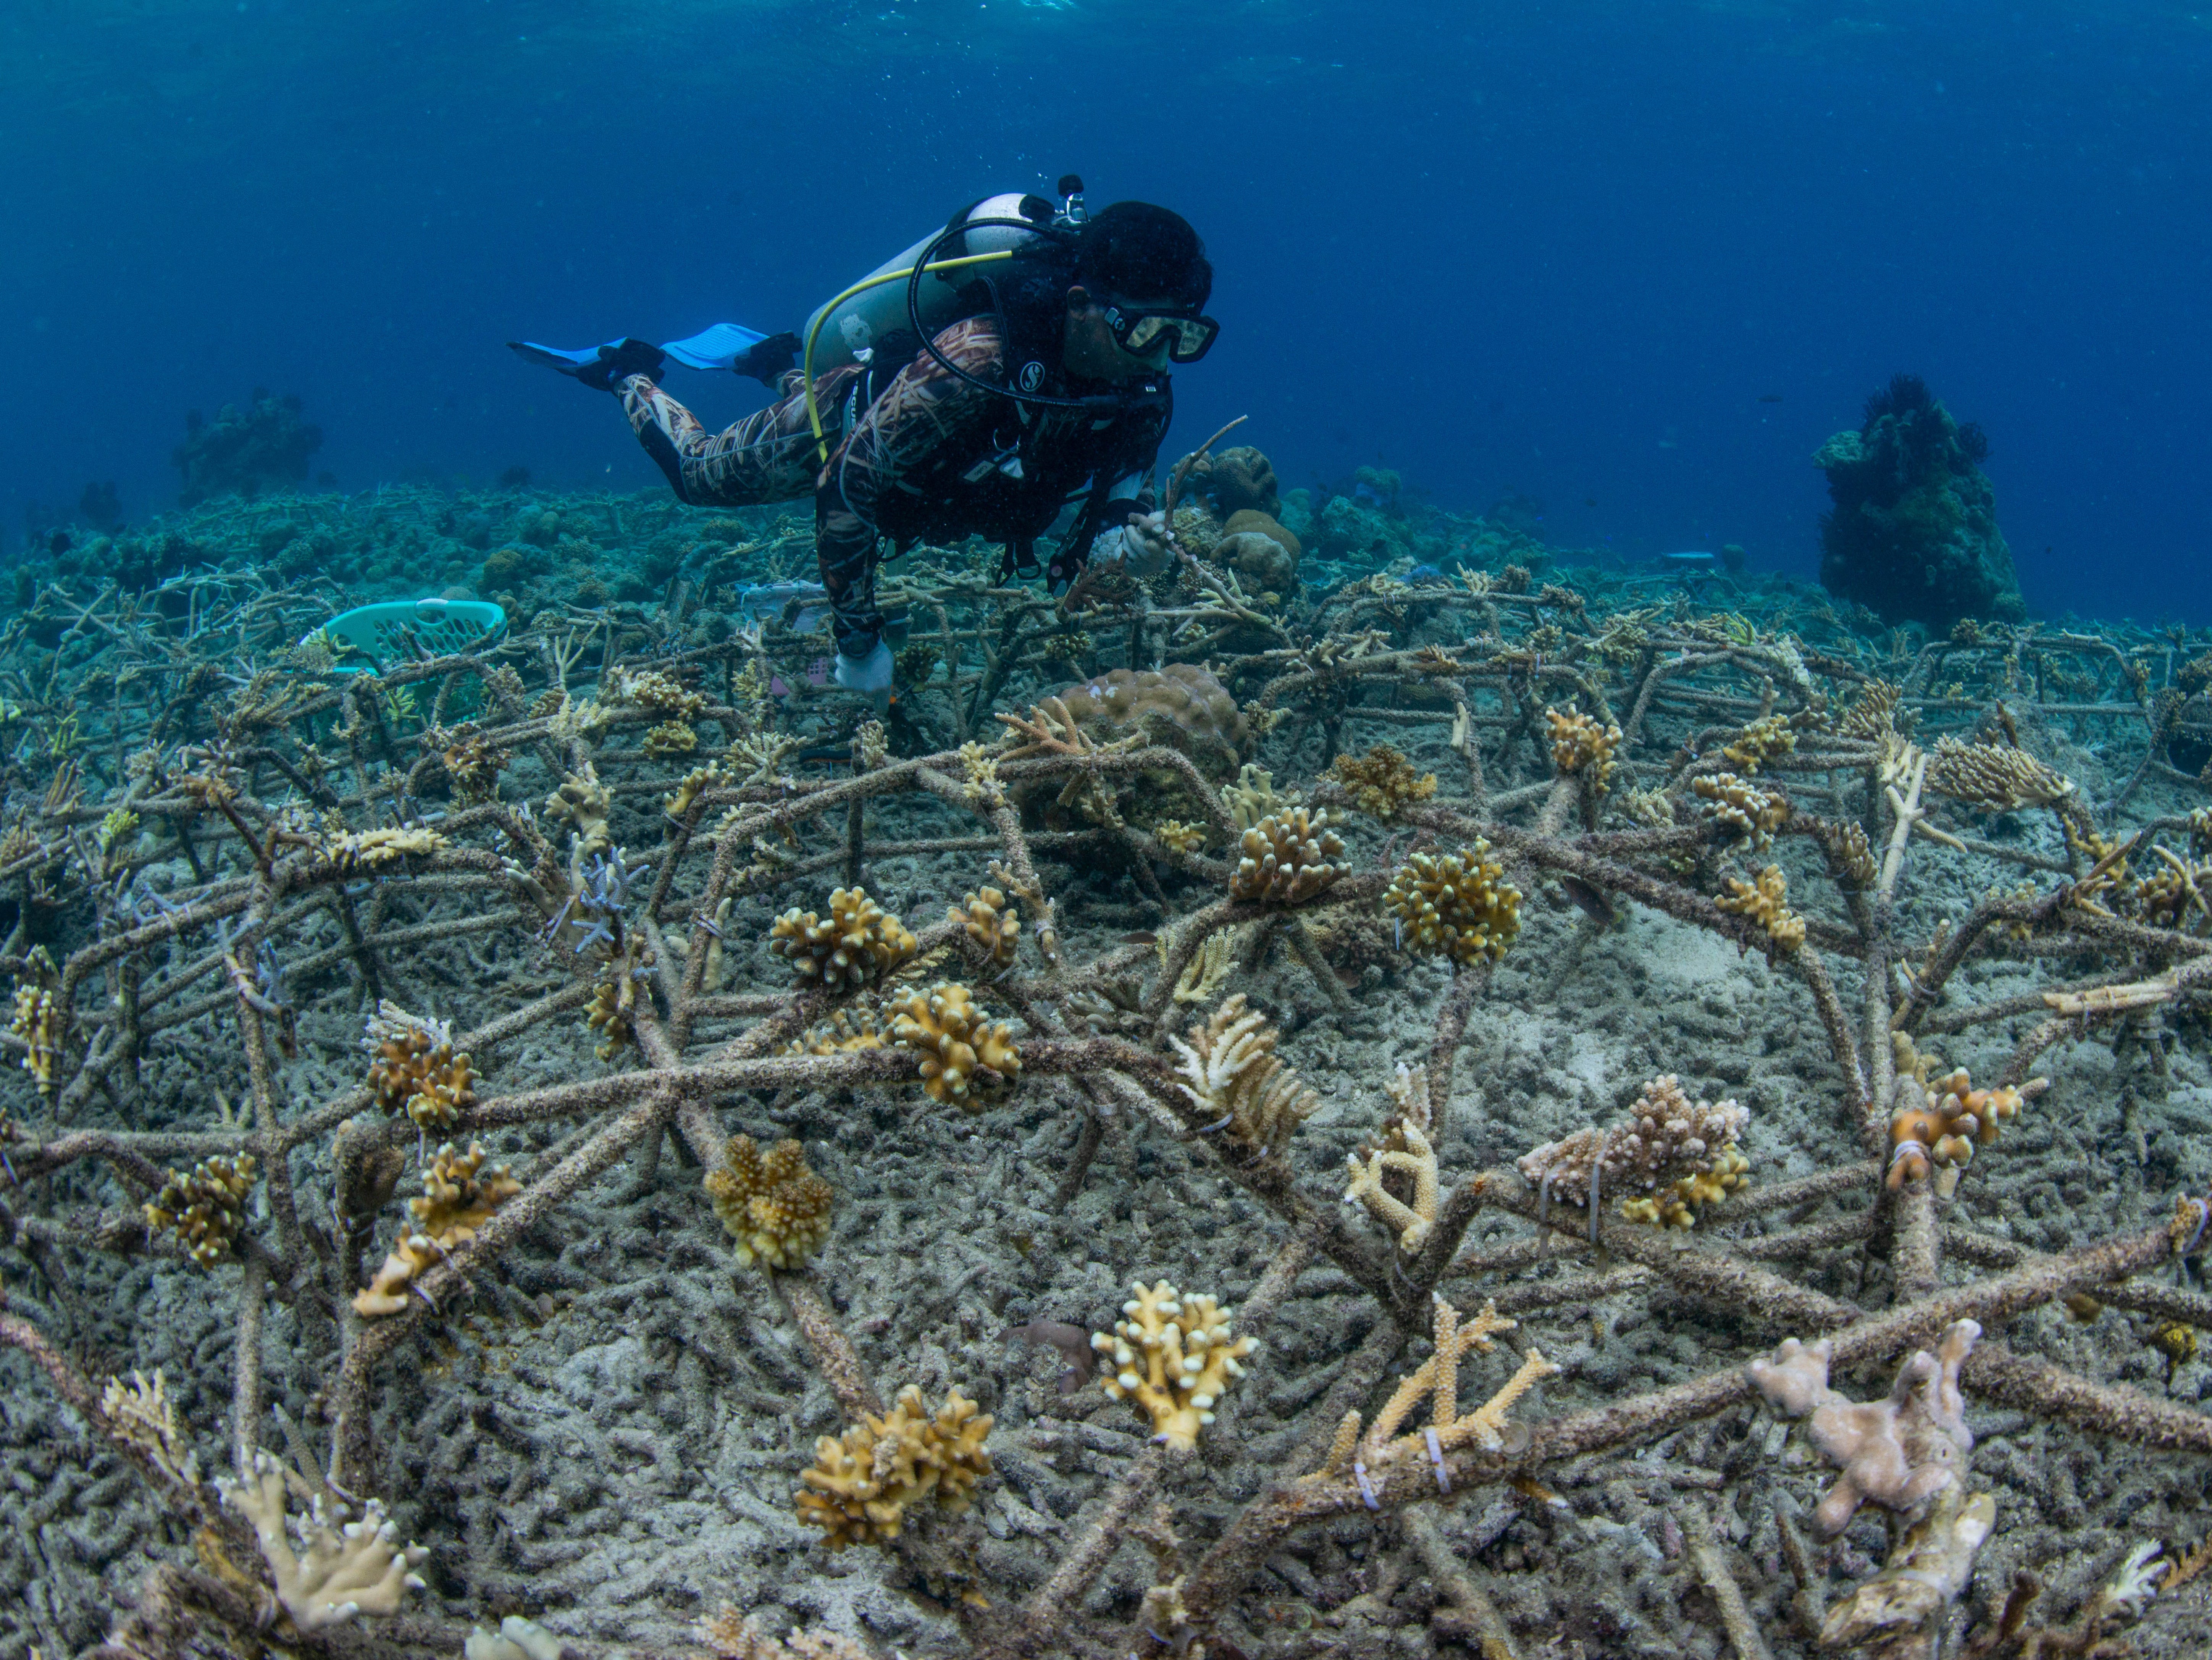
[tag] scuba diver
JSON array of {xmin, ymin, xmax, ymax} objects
[{"xmin": 511, "ymin": 179, "xmax": 1217, "ymax": 699}]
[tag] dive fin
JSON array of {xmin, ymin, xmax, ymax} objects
[{"xmin": 510, "ymin": 325, "xmax": 800, "ymax": 386}]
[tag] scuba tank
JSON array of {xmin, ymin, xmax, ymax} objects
[{"xmin": 802, "ymin": 189, "xmax": 1072, "ymax": 378}]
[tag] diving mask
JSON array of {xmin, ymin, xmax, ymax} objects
[{"xmin": 1090, "ymin": 292, "xmax": 1220, "ymax": 364}]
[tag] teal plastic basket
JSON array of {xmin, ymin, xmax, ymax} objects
[{"xmin": 307, "ymin": 599, "xmax": 508, "ymax": 673}]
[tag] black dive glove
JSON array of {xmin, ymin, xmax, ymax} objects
[{"xmin": 574, "ymin": 338, "xmax": 668, "ymax": 393}]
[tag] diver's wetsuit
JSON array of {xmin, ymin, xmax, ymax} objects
[{"xmin": 614, "ymin": 315, "xmax": 1170, "ymax": 656}]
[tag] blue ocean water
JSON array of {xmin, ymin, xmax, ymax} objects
[{"xmin": 3, "ymin": 0, "xmax": 2206, "ymax": 622}]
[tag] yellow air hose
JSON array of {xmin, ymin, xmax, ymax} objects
[{"xmin": 803, "ymin": 248, "xmax": 1016, "ymax": 464}]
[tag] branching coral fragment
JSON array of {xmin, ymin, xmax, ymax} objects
[
  {"xmin": 1886, "ymin": 1034, "xmax": 2026, "ymax": 1190},
  {"xmin": 1167, "ymin": 993, "xmax": 1318, "ymax": 1159},
  {"xmin": 888, "ymin": 981, "xmax": 1021, "ymax": 1108},
  {"xmin": 218, "ymin": 1448, "xmax": 428, "ymax": 1629},
  {"xmin": 1228, "ymin": 807, "xmax": 1345, "ymax": 904},
  {"xmin": 1723, "ymin": 714, "xmax": 1797, "ymax": 773},
  {"xmin": 1384, "ymin": 844, "xmax": 1523, "ymax": 965},
  {"xmin": 9, "ymin": 977, "xmax": 61, "ymax": 1093},
  {"xmin": 1328, "ymin": 743, "xmax": 1438, "ymax": 819},
  {"xmin": 1693, "ymin": 771, "xmax": 1791, "ymax": 849},
  {"xmin": 770, "ymin": 887, "xmax": 917, "ymax": 988},
  {"xmin": 1518, "ymin": 1075, "xmax": 1750, "ymax": 1229},
  {"xmin": 1546, "ymin": 707, "xmax": 1623, "ymax": 794},
  {"xmin": 950, "ymin": 886, "xmax": 1020, "ymax": 972},
  {"xmin": 144, "ymin": 1153, "xmax": 257, "ymax": 1267},
  {"xmin": 1718, "ymin": 863, "xmax": 1806, "ymax": 956},
  {"xmin": 1927, "ymin": 735, "xmax": 2075, "ymax": 812},
  {"xmin": 354, "ymin": 1142, "xmax": 520, "ymax": 1317},
  {"xmin": 363, "ymin": 1001, "xmax": 476, "ymax": 1130},
  {"xmin": 795, "ymin": 1385, "xmax": 992, "ymax": 1549},
  {"xmin": 1091, "ymin": 1280, "xmax": 1258, "ymax": 1450},
  {"xmin": 705, "ymin": 1134, "xmax": 834, "ymax": 1272}
]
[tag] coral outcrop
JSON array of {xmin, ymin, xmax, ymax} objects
[
  {"xmin": 1048, "ymin": 664, "xmax": 1252, "ymax": 783},
  {"xmin": 1167, "ymin": 994, "xmax": 1318, "ymax": 1159},
  {"xmin": 1091, "ymin": 1281, "xmax": 1258, "ymax": 1450},
  {"xmin": 1815, "ymin": 373, "xmax": 2023, "ymax": 627},
  {"xmin": 770, "ymin": 888, "xmax": 917, "ymax": 988},
  {"xmin": 705, "ymin": 1134, "xmax": 835, "ymax": 1272},
  {"xmin": 888, "ymin": 982, "xmax": 1022, "ymax": 1108},
  {"xmin": 1229, "ymin": 807, "xmax": 1345, "ymax": 904},
  {"xmin": 143, "ymin": 1154, "xmax": 258, "ymax": 1267},
  {"xmin": 1182, "ymin": 444, "xmax": 1280, "ymax": 518},
  {"xmin": 354, "ymin": 1142, "xmax": 521, "ymax": 1316},
  {"xmin": 796, "ymin": 1385, "xmax": 992, "ymax": 1550},
  {"xmin": 173, "ymin": 392, "xmax": 323, "ymax": 507},
  {"xmin": 1518, "ymin": 1076, "xmax": 1750, "ymax": 1229},
  {"xmin": 1384, "ymin": 845, "xmax": 1523, "ymax": 965}
]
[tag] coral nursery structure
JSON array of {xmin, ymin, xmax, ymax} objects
[{"xmin": 6, "ymin": 459, "xmax": 2212, "ymax": 1660}]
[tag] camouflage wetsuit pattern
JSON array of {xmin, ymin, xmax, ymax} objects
[{"xmin": 617, "ymin": 315, "xmax": 1167, "ymax": 655}]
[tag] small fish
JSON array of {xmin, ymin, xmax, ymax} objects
[
  {"xmin": 1758, "ymin": 393, "xmax": 1784, "ymax": 403},
  {"xmin": 1407, "ymin": 564, "xmax": 1441, "ymax": 582},
  {"xmin": 1657, "ymin": 551, "xmax": 1716, "ymax": 564},
  {"xmin": 1120, "ymin": 931, "xmax": 1157, "ymax": 945}
]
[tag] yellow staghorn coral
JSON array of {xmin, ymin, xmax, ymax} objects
[
  {"xmin": 144, "ymin": 1153, "xmax": 257, "ymax": 1268},
  {"xmin": 705, "ymin": 1134, "xmax": 834, "ymax": 1272},
  {"xmin": 1722, "ymin": 714, "xmax": 1797, "ymax": 773},
  {"xmin": 642, "ymin": 719, "xmax": 699, "ymax": 758},
  {"xmin": 1692, "ymin": 771, "xmax": 1791, "ymax": 850},
  {"xmin": 1091, "ymin": 1281, "xmax": 1258, "ymax": 1450},
  {"xmin": 362, "ymin": 1001, "xmax": 476, "ymax": 1131},
  {"xmin": 1384, "ymin": 844, "xmax": 1523, "ymax": 966},
  {"xmin": 1229, "ymin": 807, "xmax": 1345, "ymax": 904},
  {"xmin": 353, "ymin": 1142, "xmax": 520, "ymax": 1317},
  {"xmin": 1309, "ymin": 1298, "xmax": 1556, "ymax": 1495},
  {"xmin": 888, "ymin": 982, "xmax": 1022, "ymax": 1108},
  {"xmin": 1344, "ymin": 1064, "xmax": 1441, "ymax": 1253},
  {"xmin": 794, "ymin": 1384, "xmax": 992, "ymax": 1550},
  {"xmin": 1517, "ymin": 1075, "xmax": 1750, "ymax": 1229},
  {"xmin": 1167, "ymin": 993, "xmax": 1318, "ymax": 1159},
  {"xmin": 949, "ymin": 886, "xmax": 1020, "ymax": 972},
  {"xmin": 1718, "ymin": 864, "xmax": 1806, "ymax": 956},
  {"xmin": 662, "ymin": 760, "xmax": 726, "ymax": 820},
  {"xmin": 544, "ymin": 774, "xmax": 612, "ymax": 858},
  {"xmin": 1886, "ymin": 1035, "xmax": 2025, "ymax": 1191},
  {"xmin": 1925, "ymin": 736, "xmax": 2075, "ymax": 813},
  {"xmin": 10, "ymin": 978, "xmax": 61, "ymax": 1094},
  {"xmin": 1328, "ymin": 743, "xmax": 1438, "ymax": 820},
  {"xmin": 770, "ymin": 887, "xmax": 917, "ymax": 988},
  {"xmin": 1170, "ymin": 929, "xmax": 1234, "ymax": 1005},
  {"xmin": 1545, "ymin": 707, "xmax": 1623, "ymax": 794},
  {"xmin": 786, "ymin": 1001, "xmax": 891, "ymax": 1056}
]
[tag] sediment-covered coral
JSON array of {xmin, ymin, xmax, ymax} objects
[
  {"xmin": 1328, "ymin": 743, "xmax": 1437, "ymax": 820},
  {"xmin": 218, "ymin": 1449, "xmax": 428, "ymax": 1628},
  {"xmin": 1546, "ymin": 707, "xmax": 1623, "ymax": 793},
  {"xmin": 363, "ymin": 1001, "xmax": 476, "ymax": 1131},
  {"xmin": 888, "ymin": 981, "xmax": 1022, "ymax": 1108},
  {"xmin": 1718, "ymin": 864, "xmax": 1806, "ymax": 956},
  {"xmin": 1384, "ymin": 844, "xmax": 1523, "ymax": 965},
  {"xmin": 144, "ymin": 1153, "xmax": 258, "ymax": 1267},
  {"xmin": 354, "ymin": 1142, "xmax": 521, "ymax": 1316},
  {"xmin": 1091, "ymin": 1281, "xmax": 1258, "ymax": 1450},
  {"xmin": 770, "ymin": 888, "xmax": 917, "ymax": 988},
  {"xmin": 1925, "ymin": 735, "xmax": 2075, "ymax": 813},
  {"xmin": 1815, "ymin": 373, "xmax": 2023, "ymax": 627},
  {"xmin": 1229, "ymin": 807, "xmax": 1345, "ymax": 904},
  {"xmin": 1167, "ymin": 994, "xmax": 1318, "ymax": 1159},
  {"xmin": 786, "ymin": 1001, "xmax": 891, "ymax": 1056},
  {"xmin": 705, "ymin": 1134, "xmax": 834, "ymax": 1271},
  {"xmin": 795, "ymin": 1384, "xmax": 992, "ymax": 1550},
  {"xmin": 313, "ymin": 824, "xmax": 447, "ymax": 875},
  {"xmin": 1518, "ymin": 1075, "xmax": 1750, "ymax": 1229}
]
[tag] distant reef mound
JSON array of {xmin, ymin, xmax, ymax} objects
[
  {"xmin": 1815, "ymin": 373, "xmax": 2022, "ymax": 629},
  {"xmin": 173, "ymin": 389, "xmax": 323, "ymax": 507}
]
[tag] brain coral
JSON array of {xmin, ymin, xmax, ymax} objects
[{"xmin": 1050, "ymin": 664, "xmax": 1251, "ymax": 784}]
